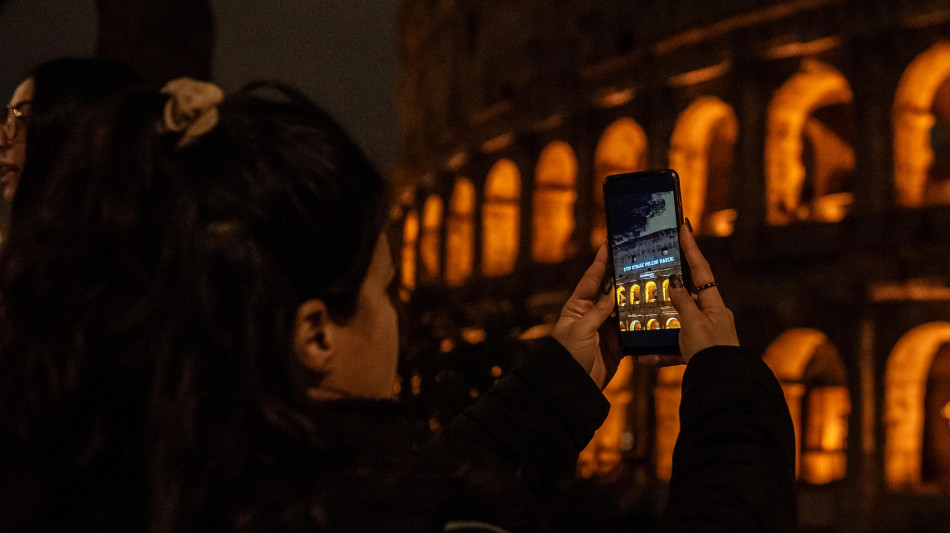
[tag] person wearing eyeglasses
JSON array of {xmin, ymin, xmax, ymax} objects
[
  {"xmin": 0, "ymin": 58, "xmax": 139, "ymax": 204},
  {"xmin": 0, "ymin": 78, "xmax": 31, "ymax": 202}
]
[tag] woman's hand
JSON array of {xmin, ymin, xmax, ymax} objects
[
  {"xmin": 664, "ymin": 221, "xmax": 739, "ymax": 364},
  {"xmin": 552, "ymin": 244, "xmax": 623, "ymax": 388}
]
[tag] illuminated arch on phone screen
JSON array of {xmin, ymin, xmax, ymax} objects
[
  {"xmin": 766, "ymin": 60, "xmax": 855, "ymax": 225},
  {"xmin": 884, "ymin": 322, "xmax": 950, "ymax": 488},
  {"xmin": 631, "ymin": 320, "xmax": 642, "ymax": 331},
  {"xmin": 669, "ymin": 96, "xmax": 738, "ymax": 236},
  {"xmin": 482, "ymin": 159, "xmax": 521, "ymax": 276},
  {"xmin": 646, "ymin": 281, "xmax": 658, "ymax": 303},
  {"xmin": 445, "ymin": 178, "xmax": 475, "ymax": 285},
  {"xmin": 632, "ymin": 284, "xmax": 641, "ymax": 304},
  {"xmin": 662, "ymin": 279, "xmax": 670, "ymax": 301},
  {"xmin": 893, "ymin": 42, "xmax": 950, "ymax": 206},
  {"xmin": 647, "ymin": 318, "xmax": 660, "ymax": 330},
  {"xmin": 616, "ymin": 286, "xmax": 627, "ymax": 307},
  {"xmin": 763, "ymin": 328, "xmax": 850, "ymax": 485},
  {"xmin": 593, "ymin": 118, "xmax": 648, "ymax": 248},
  {"xmin": 533, "ymin": 142, "xmax": 577, "ymax": 263},
  {"xmin": 401, "ymin": 209, "xmax": 420, "ymax": 293},
  {"xmin": 420, "ymin": 195, "xmax": 444, "ymax": 281},
  {"xmin": 665, "ymin": 317, "xmax": 681, "ymax": 329}
]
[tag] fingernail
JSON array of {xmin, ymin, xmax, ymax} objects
[
  {"xmin": 684, "ymin": 218, "xmax": 693, "ymax": 233},
  {"xmin": 601, "ymin": 276, "xmax": 614, "ymax": 295},
  {"xmin": 669, "ymin": 274, "xmax": 683, "ymax": 289}
]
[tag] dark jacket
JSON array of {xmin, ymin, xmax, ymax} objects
[
  {"xmin": 224, "ymin": 340, "xmax": 794, "ymax": 533},
  {"xmin": 223, "ymin": 337, "xmax": 610, "ymax": 532},
  {"xmin": 662, "ymin": 346, "xmax": 797, "ymax": 532}
]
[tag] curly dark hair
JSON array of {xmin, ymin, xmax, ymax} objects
[{"xmin": 0, "ymin": 81, "xmax": 390, "ymax": 531}]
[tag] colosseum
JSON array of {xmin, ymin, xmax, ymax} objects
[{"xmin": 393, "ymin": 1, "xmax": 950, "ymax": 530}]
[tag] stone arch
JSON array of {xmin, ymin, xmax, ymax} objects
[
  {"xmin": 645, "ymin": 281, "xmax": 658, "ymax": 303},
  {"xmin": 533, "ymin": 142, "xmax": 578, "ymax": 263},
  {"xmin": 482, "ymin": 159, "xmax": 521, "ymax": 276},
  {"xmin": 592, "ymin": 118, "xmax": 649, "ymax": 247},
  {"xmin": 884, "ymin": 322, "xmax": 950, "ymax": 487},
  {"xmin": 444, "ymin": 179, "xmax": 476, "ymax": 286},
  {"xmin": 893, "ymin": 42, "xmax": 950, "ymax": 206},
  {"xmin": 400, "ymin": 209, "xmax": 420, "ymax": 292},
  {"xmin": 766, "ymin": 60, "xmax": 855, "ymax": 225},
  {"xmin": 420, "ymin": 195, "xmax": 444, "ymax": 281},
  {"xmin": 669, "ymin": 97, "xmax": 739, "ymax": 236},
  {"xmin": 763, "ymin": 328, "xmax": 850, "ymax": 484}
]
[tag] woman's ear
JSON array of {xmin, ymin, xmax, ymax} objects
[{"xmin": 294, "ymin": 299, "xmax": 333, "ymax": 371}]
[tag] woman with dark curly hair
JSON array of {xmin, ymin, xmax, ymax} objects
[{"xmin": 0, "ymin": 76, "xmax": 794, "ymax": 532}]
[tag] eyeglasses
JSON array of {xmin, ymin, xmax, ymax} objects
[{"xmin": 1, "ymin": 101, "xmax": 31, "ymax": 143}]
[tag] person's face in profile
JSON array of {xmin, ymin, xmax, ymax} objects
[
  {"xmin": 0, "ymin": 77, "xmax": 34, "ymax": 202},
  {"xmin": 295, "ymin": 234, "xmax": 400, "ymax": 400}
]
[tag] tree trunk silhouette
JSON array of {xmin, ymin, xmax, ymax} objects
[{"xmin": 96, "ymin": 0, "xmax": 215, "ymax": 83}]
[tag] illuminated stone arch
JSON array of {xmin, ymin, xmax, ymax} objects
[
  {"xmin": 666, "ymin": 317, "xmax": 680, "ymax": 329},
  {"xmin": 592, "ymin": 118, "xmax": 649, "ymax": 247},
  {"xmin": 533, "ymin": 142, "xmax": 578, "ymax": 263},
  {"xmin": 444, "ymin": 179, "xmax": 475, "ymax": 286},
  {"xmin": 766, "ymin": 60, "xmax": 855, "ymax": 225},
  {"xmin": 632, "ymin": 284, "xmax": 641, "ymax": 304},
  {"xmin": 669, "ymin": 97, "xmax": 739, "ymax": 236},
  {"xmin": 645, "ymin": 281, "xmax": 658, "ymax": 303},
  {"xmin": 647, "ymin": 319, "xmax": 660, "ymax": 330},
  {"xmin": 631, "ymin": 320, "xmax": 641, "ymax": 331},
  {"xmin": 763, "ymin": 328, "xmax": 850, "ymax": 484},
  {"xmin": 578, "ymin": 357, "xmax": 636, "ymax": 477},
  {"xmin": 420, "ymin": 195, "xmax": 444, "ymax": 281},
  {"xmin": 400, "ymin": 210, "xmax": 420, "ymax": 292},
  {"xmin": 662, "ymin": 278, "xmax": 670, "ymax": 301},
  {"xmin": 884, "ymin": 322, "xmax": 950, "ymax": 488},
  {"xmin": 616, "ymin": 286, "xmax": 627, "ymax": 307},
  {"xmin": 894, "ymin": 42, "xmax": 950, "ymax": 206},
  {"xmin": 482, "ymin": 159, "xmax": 521, "ymax": 276}
]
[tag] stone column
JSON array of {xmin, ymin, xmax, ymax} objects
[{"xmin": 730, "ymin": 31, "xmax": 769, "ymax": 235}]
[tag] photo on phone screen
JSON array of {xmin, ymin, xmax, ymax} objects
[{"xmin": 603, "ymin": 170, "xmax": 688, "ymax": 355}]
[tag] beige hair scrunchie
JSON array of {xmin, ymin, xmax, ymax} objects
[{"xmin": 161, "ymin": 78, "xmax": 224, "ymax": 147}]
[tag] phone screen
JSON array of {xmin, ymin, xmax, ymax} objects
[{"xmin": 603, "ymin": 170, "xmax": 687, "ymax": 355}]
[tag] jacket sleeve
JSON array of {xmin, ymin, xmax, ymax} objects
[
  {"xmin": 661, "ymin": 346, "xmax": 797, "ymax": 533},
  {"xmin": 424, "ymin": 336, "xmax": 610, "ymax": 491}
]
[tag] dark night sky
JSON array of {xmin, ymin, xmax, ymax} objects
[{"xmin": 0, "ymin": 0, "xmax": 400, "ymax": 172}]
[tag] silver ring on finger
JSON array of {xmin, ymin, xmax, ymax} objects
[{"xmin": 695, "ymin": 281, "xmax": 718, "ymax": 292}]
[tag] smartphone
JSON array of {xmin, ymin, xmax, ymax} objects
[{"xmin": 603, "ymin": 169, "xmax": 691, "ymax": 355}]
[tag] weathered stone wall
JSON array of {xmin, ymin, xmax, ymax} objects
[{"xmin": 396, "ymin": 2, "xmax": 950, "ymax": 530}]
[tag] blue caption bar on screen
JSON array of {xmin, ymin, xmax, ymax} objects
[{"xmin": 623, "ymin": 256, "xmax": 674, "ymax": 272}]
